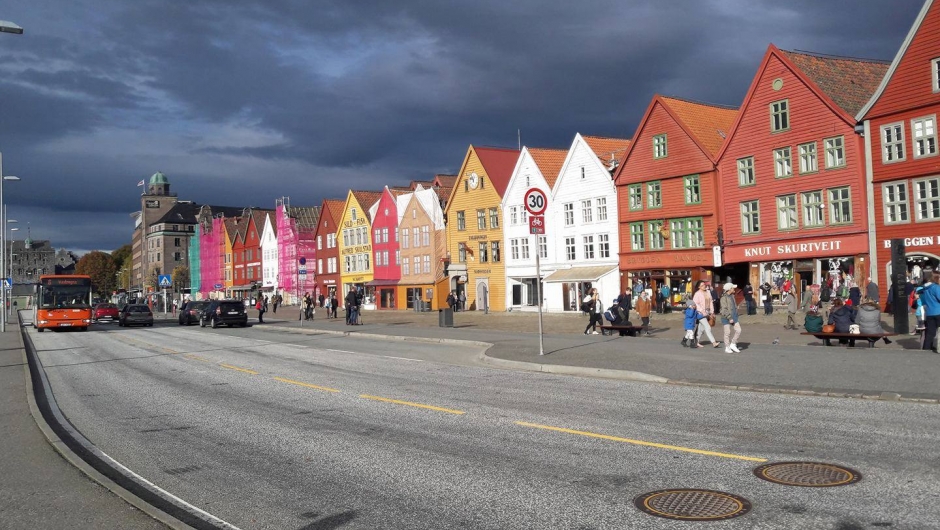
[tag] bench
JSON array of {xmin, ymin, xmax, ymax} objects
[
  {"xmin": 800, "ymin": 332, "xmax": 897, "ymax": 348},
  {"xmin": 599, "ymin": 325, "xmax": 644, "ymax": 337}
]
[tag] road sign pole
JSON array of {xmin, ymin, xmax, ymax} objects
[{"xmin": 535, "ymin": 236, "xmax": 544, "ymax": 356}]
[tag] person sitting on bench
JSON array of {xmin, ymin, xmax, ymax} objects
[
  {"xmin": 856, "ymin": 297, "xmax": 892, "ymax": 345},
  {"xmin": 804, "ymin": 307, "xmax": 823, "ymax": 333},
  {"xmin": 827, "ymin": 298, "xmax": 856, "ymax": 346}
]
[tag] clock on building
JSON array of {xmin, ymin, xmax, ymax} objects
[{"xmin": 468, "ymin": 172, "xmax": 479, "ymax": 189}]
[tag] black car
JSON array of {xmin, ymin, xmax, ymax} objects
[
  {"xmin": 179, "ymin": 300, "xmax": 211, "ymax": 325},
  {"xmin": 118, "ymin": 304, "xmax": 154, "ymax": 327},
  {"xmin": 201, "ymin": 300, "xmax": 249, "ymax": 328}
]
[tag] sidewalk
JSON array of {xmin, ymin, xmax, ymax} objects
[
  {"xmin": 0, "ymin": 321, "xmax": 172, "ymax": 529},
  {"xmin": 259, "ymin": 306, "xmax": 940, "ymax": 403}
]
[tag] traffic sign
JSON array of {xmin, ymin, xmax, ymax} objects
[
  {"xmin": 524, "ymin": 187, "xmax": 547, "ymax": 216},
  {"xmin": 214, "ymin": 283, "xmax": 223, "ymax": 290},
  {"xmin": 529, "ymin": 215, "xmax": 545, "ymax": 235},
  {"xmin": 1, "ymin": 277, "xmax": 10, "ymax": 288},
  {"xmin": 299, "ymin": 268, "xmax": 307, "ymax": 276},
  {"xmin": 158, "ymin": 274, "xmax": 172, "ymax": 288},
  {"xmin": 298, "ymin": 257, "xmax": 306, "ymax": 265}
]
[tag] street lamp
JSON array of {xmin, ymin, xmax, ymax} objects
[
  {"xmin": 0, "ymin": 152, "xmax": 21, "ymax": 333},
  {"xmin": 0, "ymin": 20, "xmax": 23, "ymax": 34},
  {"xmin": 7, "ymin": 224, "xmax": 17, "ymax": 317}
]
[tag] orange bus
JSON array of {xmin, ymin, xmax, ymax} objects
[{"xmin": 33, "ymin": 275, "xmax": 94, "ymax": 332}]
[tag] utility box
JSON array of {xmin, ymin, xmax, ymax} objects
[{"xmin": 438, "ymin": 308, "xmax": 454, "ymax": 327}]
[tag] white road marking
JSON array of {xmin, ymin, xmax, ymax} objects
[
  {"xmin": 383, "ymin": 356, "xmax": 424, "ymax": 362},
  {"xmin": 326, "ymin": 349, "xmax": 356, "ymax": 354}
]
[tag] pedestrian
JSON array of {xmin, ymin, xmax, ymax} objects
[
  {"xmin": 856, "ymin": 297, "xmax": 892, "ymax": 345},
  {"xmin": 743, "ymin": 283, "xmax": 756, "ymax": 315},
  {"xmin": 865, "ymin": 276, "xmax": 880, "ymax": 305},
  {"xmin": 345, "ymin": 287, "xmax": 358, "ymax": 325},
  {"xmin": 912, "ymin": 288, "xmax": 925, "ymax": 335},
  {"xmin": 256, "ymin": 297, "xmax": 265, "ymax": 324},
  {"xmin": 827, "ymin": 298, "xmax": 856, "ymax": 347},
  {"xmin": 324, "ymin": 295, "xmax": 332, "ymax": 318},
  {"xmin": 818, "ymin": 278, "xmax": 833, "ymax": 320},
  {"xmin": 783, "ymin": 287, "xmax": 797, "ymax": 330},
  {"xmin": 582, "ymin": 288, "xmax": 602, "ymax": 335},
  {"xmin": 710, "ymin": 283, "xmax": 720, "ymax": 315},
  {"xmin": 692, "ymin": 280, "xmax": 720, "ymax": 348},
  {"xmin": 920, "ymin": 272, "xmax": 940, "ymax": 352},
  {"xmin": 617, "ymin": 289, "xmax": 632, "ymax": 318},
  {"xmin": 319, "ymin": 293, "xmax": 325, "ymax": 308},
  {"xmin": 801, "ymin": 284, "xmax": 814, "ymax": 314},
  {"xmin": 609, "ymin": 298, "xmax": 631, "ymax": 335},
  {"xmin": 760, "ymin": 282, "xmax": 773, "ymax": 315},
  {"xmin": 682, "ymin": 300, "xmax": 704, "ymax": 348},
  {"xmin": 658, "ymin": 283, "xmax": 671, "ymax": 314},
  {"xmin": 446, "ymin": 291, "xmax": 456, "ymax": 312},
  {"xmin": 330, "ymin": 294, "xmax": 339, "ymax": 319},
  {"xmin": 635, "ymin": 290, "xmax": 652, "ymax": 336},
  {"xmin": 272, "ymin": 293, "xmax": 279, "ymax": 314},
  {"xmin": 304, "ymin": 292, "xmax": 314, "ymax": 320},
  {"xmin": 719, "ymin": 282, "xmax": 742, "ymax": 353},
  {"xmin": 459, "ymin": 291, "xmax": 466, "ymax": 312}
]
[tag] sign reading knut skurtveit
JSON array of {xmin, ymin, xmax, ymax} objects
[{"xmin": 524, "ymin": 187, "xmax": 547, "ymax": 356}]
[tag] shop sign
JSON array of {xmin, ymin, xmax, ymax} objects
[
  {"xmin": 145, "ymin": 200, "xmax": 160, "ymax": 208},
  {"xmin": 726, "ymin": 233, "xmax": 867, "ymax": 262},
  {"xmin": 473, "ymin": 269, "xmax": 491, "ymax": 274},
  {"xmin": 712, "ymin": 245, "xmax": 722, "ymax": 267},
  {"xmin": 882, "ymin": 236, "xmax": 938, "ymax": 249},
  {"xmin": 622, "ymin": 252, "xmax": 711, "ymax": 266}
]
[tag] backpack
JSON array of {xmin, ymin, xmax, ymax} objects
[
  {"xmin": 580, "ymin": 300, "xmax": 590, "ymax": 312},
  {"xmin": 604, "ymin": 309, "xmax": 615, "ymax": 323},
  {"xmin": 819, "ymin": 286, "xmax": 831, "ymax": 302},
  {"xmin": 837, "ymin": 284, "xmax": 849, "ymax": 299}
]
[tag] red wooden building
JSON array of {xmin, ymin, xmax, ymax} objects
[
  {"xmin": 369, "ymin": 186, "xmax": 406, "ymax": 309},
  {"xmin": 614, "ymin": 95, "xmax": 738, "ymax": 299},
  {"xmin": 314, "ymin": 199, "xmax": 345, "ymax": 305},
  {"xmin": 716, "ymin": 45, "xmax": 888, "ymax": 302},
  {"xmin": 858, "ymin": 0, "xmax": 940, "ymax": 304}
]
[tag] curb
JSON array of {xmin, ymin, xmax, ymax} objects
[{"xmin": 665, "ymin": 379, "xmax": 940, "ymax": 404}]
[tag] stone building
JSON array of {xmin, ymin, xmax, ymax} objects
[{"xmin": 130, "ymin": 172, "xmax": 179, "ymax": 294}]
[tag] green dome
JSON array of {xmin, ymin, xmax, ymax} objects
[{"xmin": 149, "ymin": 171, "xmax": 168, "ymax": 185}]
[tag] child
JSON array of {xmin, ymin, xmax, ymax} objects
[
  {"xmin": 912, "ymin": 288, "xmax": 925, "ymax": 335},
  {"xmin": 683, "ymin": 300, "xmax": 704, "ymax": 348}
]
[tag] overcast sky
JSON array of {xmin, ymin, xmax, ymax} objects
[{"xmin": 0, "ymin": 0, "xmax": 925, "ymax": 254}]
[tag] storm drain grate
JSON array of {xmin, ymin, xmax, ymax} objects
[
  {"xmin": 753, "ymin": 461, "xmax": 861, "ymax": 487},
  {"xmin": 634, "ymin": 489, "xmax": 751, "ymax": 521}
]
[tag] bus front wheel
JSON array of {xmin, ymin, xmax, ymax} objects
[{"xmin": 37, "ymin": 328, "xmax": 44, "ymax": 333}]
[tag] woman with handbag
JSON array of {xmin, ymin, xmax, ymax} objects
[
  {"xmin": 827, "ymin": 298, "xmax": 856, "ymax": 346},
  {"xmin": 692, "ymin": 280, "xmax": 721, "ymax": 348}
]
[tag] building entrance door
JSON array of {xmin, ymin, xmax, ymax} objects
[{"xmin": 476, "ymin": 279, "xmax": 488, "ymax": 312}]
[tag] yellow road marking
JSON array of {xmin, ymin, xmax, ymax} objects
[
  {"xmin": 273, "ymin": 376, "xmax": 340, "ymax": 393},
  {"xmin": 515, "ymin": 421, "xmax": 767, "ymax": 462},
  {"xmin": 360, "ymin": 394, "xmax": 465, "ymax": 415},
  {"xmin": 219, "ymin": 363, "xmax": 258, "ymax": 375},
  {"xmin": 184, "ymin": 354, "xmax": 211, "ymax": 362}
]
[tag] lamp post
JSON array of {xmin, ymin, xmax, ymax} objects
[
  {"xmin": 0, "ymin": 153, "xmax": 22, "ymax": 333},
  {"xmin": 7, "ymin": 224, "xmax": 16, "ymax": 317}
]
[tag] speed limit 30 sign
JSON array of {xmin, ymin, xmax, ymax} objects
[{"xmin": 524, "ymin": 187, "xmax": 547, "ymax": 216}]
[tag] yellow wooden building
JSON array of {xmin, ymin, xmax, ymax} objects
[
  {"xmin": 337, "ymin": 190, "xmax": 383, "ymax": 307},
  {"xmin": 443, "ymin": 146, "xmax": 520, "ymax": 312},
  {"xmin": 223, "ymin": 217, "xmax": 238, "ymax": 294}
]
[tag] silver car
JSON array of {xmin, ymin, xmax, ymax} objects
[{"xmin": 118, "ymin": 304, "xmax": 154, "ymax": 327}]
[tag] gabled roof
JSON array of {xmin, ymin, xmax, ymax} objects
[
  {"xmin": 287, "ymin": 206, "xmax": 321, "ymax": 229},
  {"xmin": 857, "ymin": 0, "xmax": 935, "ymax": 120},
  {"xmin": 659, "ymin": 96, "xmax": 738, "ymax": 157},
  {"xmin": 475, "ymin": 146, "xmax": 520, "ymax": 197},
  {"xmin": 779, "ymin": 49, "xmax": 889, "ymax": 118},
  {"xmin": 349, "ymin": 190, "xmax": 383, "ymax": 222},
  {"xmin": 323, "ymin": 199, "xmax": 345, "ymax": 225},
  {"xmin": 583, "ymin": 135, "xmax": 632, "ymax": 167},
  {"xmin": 409, "ymin": 180, "xmax": 435, "ymax": 190},
  {"xmin": 263, "ymin": 211, "xmax": 277, "ymax": 237},
  {"xmin": 433, "ymin": 186, "xmax": 452, "ymax": 204},
  {"xmin": 248, "ymin": 209, "xmax": 274, "ymax": 237},
  {"xmin": 223, "ymin": 217, "xmax": 239, "ymax": 243},
  {"xmin": 154, "ymin": 202, "xmax": 244, "ymax": 226},
  {"xmin": 433, "ymin": 174, "xmax": 458, "ymax": 188},
  {"xmin": 527, "ymin": 148, "xmax": 568, "ymax": 189},
  {"xmin": 234, "ymin": 216, "xmax": 251, "ymax": 244}
]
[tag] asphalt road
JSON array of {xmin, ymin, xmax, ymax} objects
[{"xmin": 30, "ymin": 321, "xmax": 939, "ymax": 529}]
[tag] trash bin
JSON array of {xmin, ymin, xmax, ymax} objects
[
  {"xmin": 438, "ymin": 308, "xmax": 454, "ymax": 327},
  {"xmin": 414, "ymin": 300, "xmax": 422, "ymax": 312}
]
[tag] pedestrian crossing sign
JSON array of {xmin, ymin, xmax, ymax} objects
[{"xmin": 158, "ymin": 274, "xmax": 172, "ymax": 288}]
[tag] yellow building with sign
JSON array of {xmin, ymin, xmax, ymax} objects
[
  {"xmin": 337, "ymin": 190, "xmax": 382, "ymax": 307},
  {"xmin": 443, "ymin": 146, "xmax": 519, "ymax": 312}
]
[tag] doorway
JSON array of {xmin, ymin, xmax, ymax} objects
[{"xmin": 476, "ymin": 279, "xmax": 488, "ymax": 312}]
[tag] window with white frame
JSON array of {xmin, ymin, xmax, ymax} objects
[
  {"xmin": 521, "ymin": 238, "xmax": 530, "ymax": 260},
  {"xmin": 414, "ymin": 256, "xmax": 421, "ymax": 273},
  {"xmin": 653, "ymin": 134, "xmax": 667, "ymax": 159},
  {"xmin": 933, "ymin": 57, "xmax": 940, "ymax": 92},
  {"xmin": 565, "ymin": 237, "xmax": 576, "ymax": 260},
  {"xmin": 564, "ymin": 203, "xmax": 574, "ymax": 226},
  {"xmin": 671, "ymin": 218, "xmax": 704, "ymax": 248},
  {"xmin": 510, "ymin": 206, "xmax": 518, "ymax": 226},
  {"xmin": 581, "ymin": 199, "xmax": 593, "ymax": 223},
  {"xmin": 799, "ymin": 142, "xmax": 818, "ymax": 173},
  {"xmin": 317, "ymin": 236, "xmax": 322, "ymax": 250},
  {"xmin": 477, "ymin": 210, "xmax": 486, "ymax": 230},
  {"xmin": 403, "ymin": 260, "xmax": 409, "ymax": 276},
  {"xmin": 829, "ymin": 187, "xmax": 852, "ymax": 224},
  {"xmin": 491, "ymin": 241, "xmax": 500, "ymax": 262},
  {"xmin": 883, "ymin": 182, "xmax": 909, "ymax": 224},
  {"xmin": 538, "ymin": 236, "xmax": 547, "ymax": 259},
  {"xmin": 457, "ymin": 211, "xmax": 465, "ymax": 231},
  {"xmin": 737, "ymin": 157, "xmax": 755, "ymax": 186},
  {"xmin": 774, "ymin": 147, "xmax": 792, "ymax": 178},
  {"xmin": 422, "ymin": 226, "xmax": 429, "ymax": 246},
  {"xmin": 628, "ymin": 185, "xmax": 643, "ymax": 210},
  {"xmin": 647, "ymin": 181, "xmax": 662, "ymax": 208},
  {"xmin": 596, "ymin": 197, "xmax": 607, "ymax": 221},
  {"xmin": 412, "ymin": 227, "xmax": 419, "ymax": 248},
  {"xmin": 395, "ymin": 250, "xmax": 400, "ymax": 266},
  {"xmin": 825, "ymin": 136, "xmax": 845, "ymax": 168},
  {"xmin": 882, "ymin": 122, "xmax": 906, "ymax": 162},
  {"xmin": 912, "ymin": 116, "xmax": 937, "ymax": 158},
  {"xmin": 741, "ymin": 201, "xmax": 760, "ymax": 234},
  {"xmin": 598, "ymin": 233, "xmax": 610, "ymax": 258},
  {"xmin": 914, "ymin": 177, "xmax": 940, "ymax": 221},
  {"xmin": 583, "ymin": 235, "xmax": 595, "ymax": 259},
  {"xmin": 383, "ymin": 251, "xmax": 390, "ymax": 267},
  {"xmin": 802, "ymin": 190, "xmax": 825, "ymax": 227},
  {"xmin": 770, "ymin": 100, "xmax": 789, "ymax": 132},
  {"xmin": 402, "ymin": 229, "xmax": 409, "ymax": 249},
  {"xmin": 521, "ymin": 208, "xmax": 527, "ymax": 224},
  {"xmin": 510, "ymin": 239, "xmax": 520, "ymax": 260},
  {"xmin": 374, "ymin": 228, "xmax": 381, "ymax": 242},
  {"xmin": 423, "ymin": 255, "xmax": 430, "ymax": 273},
  {"xmin": 478, "ymin": 242, "xmax": 488, "ymax": 263},
  {"xmin": 458, "ymin": 243, "xmax": 466, "ymax": 263},
  {"xmin": 630, "ymin": 223, "xmax": 645, "ymax": 251},
  {"xmin": 382, "ymin": 227, "xmax": 389, "ymax": 243},
  {"xmin": 777, "ymin": 194, "xmax": 798, "ymax": 230},
  {"xmin": 684, "ymin": 175, "xmax": 701, "ymax": 204},
  {"xmin": 318, "ymin": 259, "xmax": 323, "ymax": 275},
  {"xmin": 649, "ymin": 221, "xmax": 664, "ymax": 250},
  {"xmin": 489, "ymin": 208, "xmax": 499, "ymax": 229}
]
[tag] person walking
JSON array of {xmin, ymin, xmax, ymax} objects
[
  {"xmin": 318, "ymin": 293, "xmax": 325, "ymax": 308},
  {"xmin": 783, "ymin": 287, "xmax": 798, "ymax": 330},
  {"xmin": 682, "ymin": 300, "xmax": 704, "ymax": 348},
  {"xmin": 912, "ymin": 288, "xmax": 925, "ymax": 335},
  {"xmin": 856, "ymin": 297, "xmax": 892, "ymax": 345},
  {"xmin": 582, "ymin": 288, "xmax": 602, "ymax": 335},
  {"xmin": 345, "ymin": 287, "xmax": 358, "ymax": 325},
  {"xmin": 760, "ymin": 282, "xmax": 773, "ymax": 315},
  {"xmin": 658, "ymin": 283, "xmax": 671, "ymax": 314},
  {"xmin": 330, "ymin": 293, "xmax": 338, "ymax": 319},
  {"xmin": 256, "ymin": 296, "xmax": 266, "ymax": 324},
  {"xmin": 692, "ymin": 280, "xmax": 720, "ymax": 348},
  {"xmin": 617, "ymin": 289, "xmax": 632, "ymax": 320},
  {"xmin": 459, "ymin": 291, "xmax": 466, "ymax": 312},
  {"xmin": 272, "ymin": 293, "xmax": 279, "ymax": 314},
  {"xmin": 743, "ymin": 283, "xmax": 756, "ymax": 315},
  {"xmin": 865, "ymin": 277, "xmax": 880, "ymax": 306},
  {"xmin": 719, "ymin": 282, "xmax": 742, "ymax": 353},
  {"xmin": 324, "ymin": 295, "xmax": 331, "ymax": 318},
  {"xmin": 920, "ymin": 272, "xmax": 940, "ymax": 352},
  {"xmin": 635, "ymin": 290, "xmax": 652, "ymax": 336}
]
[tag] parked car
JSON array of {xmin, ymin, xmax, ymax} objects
[
  {"xmin": 178, "ymin": 300, "xmax": 211, "ymax": 326},
  {"xmin": 93, "ymin": 303, "xmax": 120, "ymax": 323},
  {"xmin": 118, "ymin": 304, "xmax": 154, "ymax": 327},
  {"xmin": 201, "ymin": 300, "xmax": 248, "ymax": 328}
]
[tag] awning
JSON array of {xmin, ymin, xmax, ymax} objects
[
  {"xmin": 544, "ymin": 265, "xmax": 618, "ymax": 283},
  {"xmin": 230, "ymin": 284, "xmax": 256, "ymax": 291},
  {"xmin": 366, "ymin": 279, "xmax": 399, "ymax": 287}
]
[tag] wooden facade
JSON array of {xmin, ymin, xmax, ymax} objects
[
  {"xmin": 337, "ymin": 190, "xmax": 382, "ymax": 307},
  {"xmin": 398, "ymin": 186, "xmax": 447, "ymax": 310},
  {"xmin": 314, "ymin": 199, "xmax": 344, "ymax": 304},
  {"xmin": 369, "ymin": 187, "xmax": 405, "ymax": 309}
]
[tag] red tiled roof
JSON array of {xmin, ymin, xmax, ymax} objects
[
  {"xmin": 527, "ymin": 147, "xmax": 568, "ymax": 188},
  {"xmin": 433, "ymin": 175, "xmax": 458, "ymax": 188},
  {"xmin": 474, "ymin": 146, "xmax": 520, "ymax": 197},
  {"xmin": 583, "ymin": 135, "xmax": 632, "ymax": 167},
  {"xmin": 660, "ymin": 96, "xmax": 738, "ymax": 157},
  {"xmin": 780, "ymin": 49, "xmax": 889, "ymax": 117},
  {"xmin": 323, "ymin": 199, "xmax": 345, "ymax": 226},
  {"xmin": 409, "ymin": 180, "xmax": 435, "ymax": 190},
  {"xmin": 249, "ymin": 209, "xmax": 274, "ymax": 237},
  {"xmin": 350, "ymin": 190, "xmax": 384, "ymax": 221},
  {"xmin": 433, "ymin": 186, "xmax": 452, "ymax": 203},
  {"xmin": 223, "ymin": 217, "xmax": 239, "ymax": 242}
]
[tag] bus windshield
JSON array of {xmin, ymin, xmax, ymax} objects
[{"xmin": 40, "ymin": 285, "xmax": 91, "ymax": 309}]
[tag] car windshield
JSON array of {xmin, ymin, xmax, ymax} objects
[
  {"xmin": 220, "ymin": 303, "xmax": 243, "ymax": 311},
  {"xmin": 40, "ymin": 286, "xmax": 91, "ymax": 309},
  {"xmin": 128, "ymin": 306, "xmax": 150, "ymax": 313},
  {"xmin": 96, "ymin": 304, "xmax": 117, "ymax": 310}
]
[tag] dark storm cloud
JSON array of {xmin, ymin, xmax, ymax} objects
[{"xmin": 0, "ymin": 0, "xmax": 925, "ymax": 252}]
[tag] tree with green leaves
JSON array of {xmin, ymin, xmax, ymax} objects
[
  {"xmin": 172, "ymin": 266, "xmax": 189, "ymax": 293},
  {"xmin": 75, "ymin": 251, "xmax": 117, "ymax": 298},
  {"xmin": 111, "ymin": 244, "xmax": 132, "ymax": 269}
]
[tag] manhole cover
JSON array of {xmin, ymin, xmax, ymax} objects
[
  {"xmin": 753, "ymin": 461, "xmax": 861, "ymax": 487},
  {"xmin": 634, "ymin": 489, "xmax": 751, "ymax": 521}
]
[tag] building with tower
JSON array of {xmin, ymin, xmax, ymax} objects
[{"xmin": 130, "ymin": 171, "xmax": 179, "ymax": 295}]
